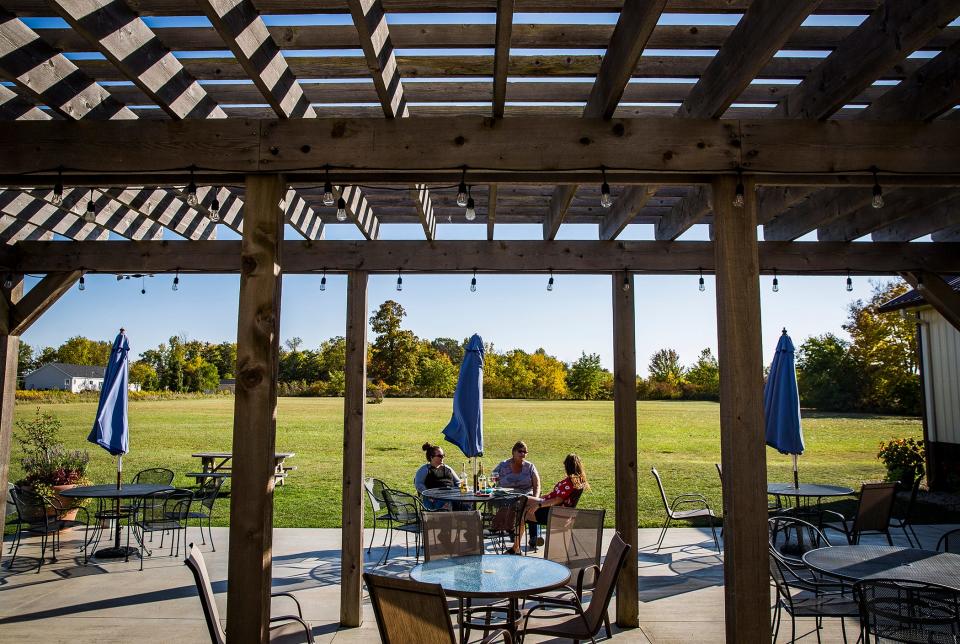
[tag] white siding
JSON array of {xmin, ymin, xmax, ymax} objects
[{"xmin": 921, "ymin": 308, "xmax": 960, "ymax": 445}]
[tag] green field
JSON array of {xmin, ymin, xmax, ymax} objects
[{"xmin": 8, "ymin": 398, "xmax": 924, "ymax": 528}]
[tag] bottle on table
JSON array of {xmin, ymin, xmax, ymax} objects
[{"xmin": 459, "ymin": 463, "xmax": 468, "ymax": 494}]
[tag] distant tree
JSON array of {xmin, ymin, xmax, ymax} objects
[
  {"xmin": 502, "ymin": 349, "xmax": 536, "ymax": 398},
  {"xmin": 416, "ymin": 354, "xmax": 458, "ymax": 397},
  {"xmin": 369, "ymin": 300, "xmax": 420, "ymax": 393},
  {"xmin": 205, "ymin": 342, "xmax": 237, "ymax": 379},
  {"xmin": 685, "ymin": 348, "xmax": 720, "ymax": 399},
  {"xmin": 528, "ymin": 350, "xmax": 569, "ymax": 400},
  {"xmin": 317, "ymin": 337, "xmax": 346, "ymax": 379},
  {"xmin": 796, "ymin": 333, "xmax": 861, "ymax": 411},
  {"xmin": 35, "ymin": 346, "xmax": 58, "ymax": 368},
  {"xmin": 17, "ymin": 342, "xmax": 34, "ymax": 380},
  {"xmin": 568, "ymin": 352, "xmax": 606, "ymax": 400},
  {"xmin": 129, "ymin": 361, "xmax": 159, "ymax": 390},
  {"xmin": 285, "ymin": 337, "xmax": 303, "ymax": 353},
  {"xmin": 183, "ymin": 356, "xmax": 220, "ymax": 392},
  {"xmin": 56, "ymin": 336, "xmax": 112, "ymax": 366},
  {"xmin": 431, "ymin": 337, "xmax": 465, "ymax": 365},
  {"xmin": 162, "ymin": 337, "xmax": 186, "ymax": 392},
  {"xmin": 326, "ymin": 370, "xmax": 345, "ymax": 396},
  {"xmin": 482, "ymin": 350, "xmax": 509, "ymax": 398},
  {"xmin": 648, "ymin": 348, "xmax": 683, "ymax": 383}
]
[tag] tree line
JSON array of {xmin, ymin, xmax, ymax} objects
[{"xmin": 17, "ymin": 281, "xmax": 920, "ymax": 413}]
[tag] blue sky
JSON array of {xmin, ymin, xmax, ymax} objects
[{"xmin": 17, "ymin": 10, "xmax": 921, "ymax": 374}]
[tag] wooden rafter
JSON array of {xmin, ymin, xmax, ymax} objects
[
  {"xmin": 412, "ymin": 185, "xmax": 436, "ymax": 241},
  {"xmin": 6, "ymin": 240, "xmax": 960, "ymax": 275},
  {"xmin": 106, "ymin": 188, "xmax": 217, "ymax": 241},
  {"xmin": 764, "ymin": 189, "xmax": 873, "ymax": 241},
  {"xmin": 817, "ymin": 189, "xmax": 957, "ymax": 241},
  {"xmin": 486, "ymin": 184, "xmax": 497, "ymax": 240},
  {"xmin": 29, "ymin": 188, "xmax": 163, "ymax": 240},
  {"xmin": 543, "ymin": 0, "xmax": 666, "ymax": 241},
  {"xmin": 8, "ymin": 270, "xmax": 82, "ymax": 336},
  {"xmin": 933, "ymin": 226, "xmax": 960, "ymax": 242},
  {"xmin": 600, "ymin": 186, "xmax": 655, "ymax": 241},
  {"xmin": 0, "ymin": 84, "xmax": 48, "ymax": 120},
  {"xmin": 655, "ymin": 186, "xmax": 710, "ymax": 241},
  {"xmin": 901, "ymin": 270, "xmax": 960, "ymax": 332},
  {"xmin": 0, "ymin": 215, "xmax": 53, "ymax": 243},
  {"xmin": 0, "ymin": 190, "xmax": 109, "ymax": 241},
  {"xmin": 769, "ymin": 0, "xmax": 960, "ymax": 120},
  {"xmin": 872, "ymin": 194, "xmax": 960, "ymax": 241},
  {"xmin": 492, "ymin": 0, "xmax": 514, "ymax": 119}
]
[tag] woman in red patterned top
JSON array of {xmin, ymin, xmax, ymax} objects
[{"xmin": 507, "ymin": 453, "xmax": 589, "ymax": 554}]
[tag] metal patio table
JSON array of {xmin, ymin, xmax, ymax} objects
[
  {"xmin": 59, "ymin": 483, "xmax": 172, "ymax": 559},
  {"xmin": 768, "ymin": 482, "xmax": 854, "ymax": 515},
  {"xmin": 421, "ymin": 487, "xmax": 523, "ymax": 505},
  {"xmin": 803, "ymin": 545, "xmax": 960, "ymax": 590},
  {"xmin": 411, "ymin": 554, "xmax": 570, "ymax": 640}
]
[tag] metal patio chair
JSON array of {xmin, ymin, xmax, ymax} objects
[
  {"xmin": 180, "ymin": 477, "xmax": 226, "ymax": 551},
  {"xmin": 364, "ymin": 572, "xmax": 511, "ymax": 644},
  {"xmin": 853, "ymin": 578, "xmax": 960, "ymax": 644},
  {"xmin": 380, "ymin": 488, "xmax": 423, "ymax": 563},
  {"xmin": 484, "ymin": 494, "xmax": 528, "ymax": 554},
  {"xmin": 520, "ymin": 532, "xmax": 631, "ymax": 644},
  {"xmin": 185, "ymin": 543, "xmax": 314, "ymax": 644},
  {"xmin": 651, "ymin": 467, "xmax": 720, "ymax": 553},
  {"xmin": 769, "ymin": 549, "xmax": 857, "ymax": 644},
  {"xmin": 364, "ymin": 478, "xmax": 396, "ymax": 556},
  {"xmin": 6, "ymin": 486, "xmax": 89, "ymax": 572},
  {"xmin": 128, "ymin": 488, "xmax": 194, "ymax": 569},
  {"xmin": 821, "ymin": 482, "xmax": 898, "ymax": 545},
  {"xmin": 768, "ymin": 515, "xmax": 835, "ymax": 581},
  {"xmin": 132, "ymin": 467, "xmax": 175, "ymax": 485},
  {"xmin": 888, "ymin": 477, "xmax": 922, "ymax": 548},
  {"xmin": 936, "ymin": 528, "xmax": 960, "ymax": 553}
]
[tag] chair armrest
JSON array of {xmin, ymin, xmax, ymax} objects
[
  {"xmin": 269, "ymin": 615, "xmax": 314, "ymax": 643},
  {"xmin": 670, "ymin": 497, "xmax": 712, "ymax": 512},
  {"xmin": 476, "ymin": 628, "xmax": 512, "ymax": 644},
  {"xmin": 575, "ymin": 564, "xmax": 601, "ymax": 597},
  {"xmin": 271, "ymin": 591, "xmax": 304, "ymax": 618},
  {"xmin": 522, "ymin": 597, "xmax": 592, "ymax": 638}
]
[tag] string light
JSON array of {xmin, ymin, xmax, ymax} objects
[
  {"xmin": 78, "ymin": 274, "xmax": 85, "ymax": 291},
  {"xmin": 772, "ymin": 269, "xmax": 779, "ymax": 293},
  {"xmin": 186, "ymin": 168, "xmax": 198, "ymax": 206},
  {"xmin": 871, "ymin": 167, "xmax": 884, "ymax": 209},
  {"xmin": 396, "ymin": 269, "xmax": 403, "ymax": 292},
  {"xmin": 320, "ymin": 270, "xmax": 327, "ymax": 292},
  {"xmin": 52, "ymin": 167, "xmax": 64, "ymax": 206},
  {"xmin": 336, "ymin": 196, "xmax": 348, "ymax": 221},
  {"xmin": 84, "ymin": 189, "xmax": 96, "ymax": 223},
  {"xmin": 733, "ymin": 168, "xmax": 745, "ymax": 208},
  {"xmin": 208, "ymin": 190, "xmax": 221, "ymax": 222},
  {"xmin": 3, "ymin": 274, "xmax": 12, "ymax": 289},
  {"xmin": 846, "ymin": 270, "xmax": 853, "ymax": 292},
  {"xmin": 600, "ymin": 168, "xmax": 614, "ymax": 209},
  {"xmin": 698, "ymin": 268, "xmax": 705, "ymax": 292},
  {"xmin": 465, "ymin": 187, "xmax": 476, "ymax": 221},
  {"xmin": 622, "ymin": 270, "xmax": 630, "ymax": 292},
  {"xmin": 172, "ymin": 270, "xmax": 180, "ymax": 292},
  {"xmin": 140, "ymin": 275, "xmax": 147, "ymax": 295},
  {"xmin": 456, "ymin": 169, "xmax": 469, "ymax": 208},
  {"xmin": 470, "ymin": 270, "xmax": 477, "ymax": 293},
  {"xmin": 322, "ymin": 167, "xmax": 336, "ymax": 207},
  {"xmin": 547, "ymin": 269, "xmax": 554, "ymax": 292}
]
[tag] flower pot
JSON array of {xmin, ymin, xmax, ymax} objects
[{"xmin": 51, "ymin": 484, "xmax": 80, "ymax": 522}]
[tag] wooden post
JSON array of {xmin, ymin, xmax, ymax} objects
[
  {"xmin": 0, "ymin": 276, "xmax": 23, "ymax": 524},
  {"xmin": 226, "ymin": 174, "xmax": 285, "ymax": 644},
  {"xmin": 711, "ymin": 174, "xmax": 770, "ymax": 643},
  {"xmin": 612, "ymin": 270, "xmax": 639, "ymax": 628},
  {"xmin": 341, "ymin": 271, "xmax": 368, "ymax": 627}
]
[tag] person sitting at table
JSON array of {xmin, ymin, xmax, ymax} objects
[
  {"xmin": 414, "ymin": 442, "xmax": 461, "ymax": 510},
  {"xmin": 506, "ymin": 453, "xmax": 589, "ymax": 555},
  {"xmin": 493, "ymin": 441, "xmax": 541, "ymax": 548}
]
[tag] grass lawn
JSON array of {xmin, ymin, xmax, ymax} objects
[{"xmin": 7, "ymin": 398, "xmax": 926, "ymax": 529}]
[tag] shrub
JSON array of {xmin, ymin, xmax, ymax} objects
[
  {"xmin": 877, "ymin": 437, "xmax": 925, "ymax": 486},
  {"xmin": 14, "ymin": 408, "xmax": 90, "ymax": 487}
]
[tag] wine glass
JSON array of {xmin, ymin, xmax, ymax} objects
[{"xmin": 490, "ymin": 473, "xmax": 499, "ymax": 489}]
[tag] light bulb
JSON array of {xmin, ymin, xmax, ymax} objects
[
  {"xmin": 84, "ymin": 191, "xmax": 96, "ymax": 223},
  {"xmin": 186, "ymin": 181, "xmax": 198, "ymax": 206},
  {"xmin": 336, "ymin": 197, "xmax": 348, "ymax": 221},
  {"xmin": 141, "ymin": 287, "xmax": 146, "ymax": 295},
  {"xmin": 622, "ymin": 275, "xmax": 630, "ymax": 292},
  {"xmin": 323, "ymin": 181, "xmax": 335, "ymax": 207},
  {"xmin": 600, "ymin": 181, "xmax": 613, "ymax": 208},
  {"xmin": 396, "ymin": 272, "xmax": 403, "ymax": 291},
  {"xmin": 470, "ymin": 273, "xmax": 477, "ymax": 293},
  {"xmin": 846, "ymin": 273, "xmax": 853, "ymax": 292},
  {"xmin": 172, "ymin": 274, "xmax": 179, "ymax": 291},
  {"xmin": 78, "ymin": 275, "xmax": 85, "ymax": 291},
  {"xmin": 465, "ymin": 196, "xmax": 476, "ymax": 221},
  {"xmin": 3, "ymin": 274, "xmax": 13, "ymax": 289},
  {"xmin": 208, "ymin": 196, "xmax": 221, "ymax": 222},
  {"xmin": 52, "ymin": 182, "xmax": 64, "ymax": 206},
  {"xmin": 871, "ymin": 183, "xmax": 884, "ymax": 209},
  {"xmin": 547, "ymin": 273, "xmax": 554, "ymax": 292},
  {"xmin": 456, "ymin": 184, "xmax": 468, "ymax": 208},
  {"xmin": 733, "ymin": 183, "xmax": 745, "ymax": 208},
  {"xmin": 772, "ymin": 276, "xmax": 779, "ymax": 293},
  {"xmin": 699, "ymin": 276, "xmax": 705, "ymax": 292},
  {"xmin": 320, "ymin": 273, "xmax": 326, "ymax": 292}
]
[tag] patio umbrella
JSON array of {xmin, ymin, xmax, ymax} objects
[
  {"xmin": 764, "ymin": 328, "xmax": 804, "ymax": 489},
  {"xmin": 443, "ymin": 334, "xmax": 484, "ymax": 484},
  {"xmin": 88, "ymin": 329, "xmax": 130, "ymax": 490}
]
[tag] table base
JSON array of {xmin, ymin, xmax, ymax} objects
[{"xmin": 93, "ymin": 546, "xmax": 139, "ymax": 559}]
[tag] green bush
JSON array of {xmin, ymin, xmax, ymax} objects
[{"xmin": 877, "ymin": 437, "xmax": 925, "ymax": 486}]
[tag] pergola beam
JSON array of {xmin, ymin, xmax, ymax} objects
[
  {"xmin": 3, "ymin": 118, "xmax": 959, "ymax": 177},
  {"xmin": 817, "ymin": 189, "xmax": 957, "ymax": 241},
  {"xmin": 7, "ymin": 270, "xmax": 82, "ymax": 336},
  {"xmin": 901, "ymin": 270, "xmax": 960, "ymax": 332},
  {"xmin": 872, "ymin": 194, "xmax": 960, "ymax": 241},
  {"xmin": 492, "ymin": 0, "xmax": 513, "ymax": 119},
  {"xmin": 5, "ymin": 240, "xmax": 960, "ymax": 275}
]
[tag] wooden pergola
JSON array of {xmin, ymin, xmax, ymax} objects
[{"xmin": 1, "ymin": 1, "xmax": 959, "ymax": 641}]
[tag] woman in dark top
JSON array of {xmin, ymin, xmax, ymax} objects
[{"xmin": 414, "ymin": 442, "xmax": 461, "ymax": 510}]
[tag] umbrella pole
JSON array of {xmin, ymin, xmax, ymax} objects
[
  {"xmin": 115, "ymin": 454, "xmax": 123, "ymax": 550},
  {"xmin": 472, "ymin": 458, "xmax": 478, "ymax": 492},
  {"xmin": 792, "ymin": 454, "xmax": 800, "ymax": 512}
]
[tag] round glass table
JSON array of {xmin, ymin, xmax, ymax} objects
[
  {"xmin": 411, "ymin": 554, "xmax": 570, "ymax": 638},
  {"xmin": 421, "ymin": 488, "xmax": 523, "ymax": 505},
  {"xmin": 803, "ymin": 546, "xmax": 960, "ymax": 590},
  {"xmin": 60, "ymin": 484, "xmax": 172, "ymax": 559},
  {"xmin": 767, "ymin": 483, "xmax": 854, "ymax": 499}
]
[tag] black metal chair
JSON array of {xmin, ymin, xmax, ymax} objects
[
  {"xmin": 769, "ymin": 549, "xmax": 857, "ymax": 644},
  {"xmin": 769, "ymin": 516, "xmax": 835, "ymax": 580},
  {"xmin": 380, "ymin": 488, "xmax": 423, "ymax": 563},
  {"xmin": 129, "ymin": 488, "xmax": 194, "ymax": 569},
  {"xmin": 363, "ymin": 478, "xmax": 396, "ymax": 556},
  {"xmin": 821, "ymin": 482, "xmax": 898, "ymax": 545},
  {"xmin": 888, "ymin": 477, "xmax": 922, "ymax": 548},
  {"xmin": 6, "ymin": 487, "xmax": 89, "ymax": 572},
  {"xmin": 132, "ymin": 467, "xmax": 175, "ymax": 485},
  {"xmin": 651, "ymin": 467, "xmax": 719, "ymax": 553},
  {"xmin": 936, "ymin": 528, "xmax": 960, "ymax": 553},
  {"xmin": 853, "ymin": 578, "xmax": 960, "ymax": 644},
  {"xmin": 179, "ymin": 477, "xmax": 225, "ymax": 551}
]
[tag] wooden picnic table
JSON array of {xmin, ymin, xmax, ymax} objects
[{"xmin": 186, "ymin": 451, "xmax": 297, "ymax": 486}]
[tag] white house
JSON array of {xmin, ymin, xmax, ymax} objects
[
  {"xmin": 24, "ymin": 363, "xmax": 105, "ymax": 393},
  {"xmin": 880, "ymin": 277, "xmax": 960, "ymax": 492}
]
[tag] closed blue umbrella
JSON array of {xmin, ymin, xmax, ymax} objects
[
  {"xmin": 443, "ymin": 334, "xmax": 484, "ymax": 461},
  {"xmin": 88, "ymin": 329, "xmax": 130, "ymax": 489},
  {"xmin": 764, "ymin": 328, "xmax": 804, "ymax": 489}
]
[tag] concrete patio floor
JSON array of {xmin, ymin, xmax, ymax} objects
[{"xmin": 1, "ymin": 524, "xmax": 957, "ymax": 643}]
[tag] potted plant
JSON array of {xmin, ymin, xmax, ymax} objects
[
  {"xmin": 877, "ymin": 437, "xmax": 925, "ymax": 490},
  {"xmin": 14, "ymin": 407, "xmax": 90, "ymax": 521}
]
